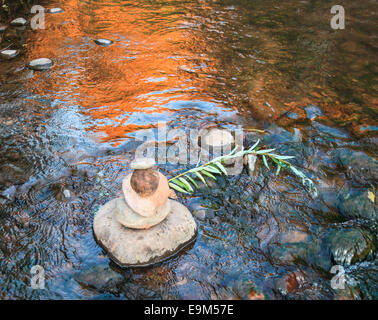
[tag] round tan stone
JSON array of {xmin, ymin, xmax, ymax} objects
[
  {"xmin": 122, "ymin": 172, "xmax": 169, "ymax": 217},
  {"xmin": 93, "ymin": 199, "xmax": 197, "ymax": 267},
  {"xmin": 202, "ymin": 128, "xmax": 234, "ymax": 148},
  {"xmin": 114, "ymin": 197, "xmax": 171, "ymax": 229}
]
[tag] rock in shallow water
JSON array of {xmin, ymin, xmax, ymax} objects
[
  {"xmin": 48, "ymin": 8, "xmax": 64, "ymax": 14},
  {"xmin": 339, "ymin": 189, "xmax": 377, "ymax": 221},
  {"xmin": 10, "ymin": 18, "xmax": 27, "ymax": 27},
  {"xmin": 94, "ymin": 39, "xmax": 113, "ymax": 47},
  {"xmin": 130, "ymin": 158, "xmax": 155, "ymax": 170},
  {"xmin": 0, "ymin": 25, "xmax": 7, "ymax": 32},
  {"xmin": 305, "ymin": 104, "xmax": 323, "ymax": 121},
  {"xmin": 28, "ymin": 58, "xmax": 53, "ymax": 71},
  {"xmin": 75, "ymin": 264, "xmax": 123, "ymax": 292},
  {"xmin": 93, "ymin": 199, "xmax": 197, "ymax": 267},
  {"xmin": 327, "ymin": 227, "xmax": 376, "ymax": 266}
]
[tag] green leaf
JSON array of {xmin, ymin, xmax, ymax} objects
[
  {"xmin": 179, "ymin": 177, "xmax": 194, "ymax": 192},
  {"xmin": 195, "ymin": 171, "xmax": 207, "ymax": 186},
  {"xmin": 214, "ymin": 161, "xmax": 227, "ymax": 175},
  {"xmin": 269, "ymin": 154, "xmax": 295, "ymax": 160},
  {"xmin": 185, "ymin": 174, "xmax": 199, "ymax": 189},
  {"xmin": 204, "ymin": 165, "xmax": 222, "ymax": 175},
  {"xmin": 256, "ymin": 148, "xmax": 276, "ymax": 155},
  {"xmin": 169, "ymin": 182, "xmax": 189, "ymax": 194},
  {"xmin": 262, "ymin": 155, "xmax": 269, "ymax": 169},
  {"xmin": 248, "ymin": 139, "xmax": 260, "ymax": 151},
  {"xmin": 201, "ymin": 169, "xmax": 217, "ymax": 180},
  {"xmin": 172, "ymin": 178, "xmax": 188, "ymax": 189}
]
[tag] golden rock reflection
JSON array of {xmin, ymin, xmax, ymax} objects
[{"xmin": 25, "ymin": 0, "xmax": 229, "ymax": 145}]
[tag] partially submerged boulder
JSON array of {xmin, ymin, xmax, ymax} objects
[{"xmin": 93, "ymin": 199, "xmax": 197, "ymax": 267}]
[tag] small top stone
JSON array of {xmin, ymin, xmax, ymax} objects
[
  {"xmin": 10, "ymin": 18, "xmax": 27, "ymax": 27},
  {"xmin": 48, "ymin": 8, "xmax": 64, "ymax": 14},
  {"xmin": 130, "ymin": 158, "xmax": 155, "ymax": 170}
]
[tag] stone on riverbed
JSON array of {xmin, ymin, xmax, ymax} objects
[
  {"xmin": 327, "ymin": 227, "xmax": 376, "ymax": 266},
  {"xmin": 94, "ymin": 39, "xmax": 113, "ymax": 47},
  {"xmin": 0, "ymin": 25, "xmax": 7, "ymax": 32},
  {"xmin": 10, "ymin": 18, "xmax": 27, "ymax": 27},
  {"xmin": 75, "ymin": 263, "xmax": 123, "ymax": 293},
  {"xmin": 48, "ymin": 8, "xmax": 64, "ymax": 14},
  {"xmin": 202, "ymin": 128, "xmax": 234, "ymax": 149},
  {"xmin": 0, "ymin": 50, "xmax": 18, "ymax": 60},
  {"xmin": 27, "ymin": 58, "xmax": 53, "ymax": 71},
  {"xmin": 93, "ymin": 199, "xmax": 197, "ymax": 267},
  {"xmin": 305, "ymin": 104, "xmax": 323, "ymax": 121},
  {"xmin": 339, "ymin": 189, "xmax": 377, "ymax": 221}
]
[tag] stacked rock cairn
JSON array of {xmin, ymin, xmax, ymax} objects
[{"xmin": 93, "ymin": 158, "xmax": 197, "ymax": 267}]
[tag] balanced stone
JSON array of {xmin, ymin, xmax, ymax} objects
[
  {"xmin": 28, "ymin": 58, "xmax": 53, "ymax": 71},
  {"xmin": 94, "ymin": 39, "xmax": 113, "ymax": 47},
  {"xmin": 48, "ymin": 8, "xmax": 64, "ymax": 14},
  {"xmin": 0, "ymin": 50, "xmax": 18, "ymax": 60},
  {"xmin": 93, "ymin": 199, "xmax": 197, "ymax": 267},
  {"xmin": 130, "ymin": 158, "xmax": 155, "ymax": 170},
  {"xmin": 114, "ymin": 197, "xmax": 171, "ymax": 229},
  {"xmin": 10, "ymin": 18, "xmax": 27, "ymax": 27},
  {"xmin": 122, "ymin": 171, "xmax": 170, "ymax": 217},
  {"xmin": 202, "ymin": 128, "xmax": 234, "ymax": 148}
]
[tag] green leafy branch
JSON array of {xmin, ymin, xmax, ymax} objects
[{"xmin": 168, "ymin": 139, "xmax": 318, "ymax": 198}]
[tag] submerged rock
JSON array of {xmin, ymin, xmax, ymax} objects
[
  {"xmin": 10, "ymin": 18, "xmax": 27, "ymax": 27},
  {"xmin": 327, "ymin": 227, "xmax": 376, "ymax": 266},
  {"xmin": 28, "ymin": 58, "xmax": 54, "ymax": 71},
  {"xmin": 0, "ymin": 24, "xmax": 7, "ymax": 32},
  {"xmin": 75, "ymin": 264, "xmax": 123, "ymax": 292},
  {"xmin": 333, "ymin": 148, "xmax": 378, "ymax": 181},
  {"xmin": 339, "ymin": 189, "xmax": 377, "ymax": 221},
  {"xmin": 0, "ymin": 49, "xmax": 18, "ymax": 60},
  {"xmin": 94, "ymin": 39, "xmax": 113, "ymax": 47},
  {"xmin": 305, "ymin": 104, "xmax": 323, "ymax": 121},
  {"xmin": 93, "ymin": 199, "xmax": 197, "ymax": 267}
]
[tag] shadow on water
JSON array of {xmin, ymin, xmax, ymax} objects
[{"xmin": 0, "ymin": 0, "xmax": 377, "ymax": 299}]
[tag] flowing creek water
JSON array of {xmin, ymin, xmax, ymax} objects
[{"xmin": 0, "ymin": 0, "xmax": 377, "ymax": 299}]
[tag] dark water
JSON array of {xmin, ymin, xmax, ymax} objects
[{"xmin": 0, "ymin": 0, "xmax": 377, "ymax": 299}]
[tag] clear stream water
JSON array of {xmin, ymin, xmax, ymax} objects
[{"xmin": 0, "ymin": 0, "xmax": 377, "ymax": 299}]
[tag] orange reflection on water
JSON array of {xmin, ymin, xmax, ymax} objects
[{"xmin": 25, "ymin": 0, "xmax": 221, "ymax": 145}]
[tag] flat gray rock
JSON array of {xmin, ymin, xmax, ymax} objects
[
  {"xmin": 28, "ymin": 58, "xmax": 53, "ymax": 71},
  {"xmin": 10, "ymin": 18, "xmax": 27, "ymax": 27},
  {"xmin": 0, "ymin": 50, "xmax": 18, "ymax": 59},
  {"xmin": 93, "ymin": 199, "xmax": 197, "ymax": 267},
  {"xmin": 94, "ymin": 39, "xmax": 113, "ymax": 47}
]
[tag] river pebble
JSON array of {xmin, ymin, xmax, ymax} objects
[
  {"xmin": 48, "ymin": 8, "xmax": 64, "ymax": 14},
  {"xmin": 94, "ymin": 39, "xmax": 113, "ymax": 47},
  {"xmin": 0, "ymin": 49, "xmax": 18, "ymax": 59},
  {"xmin": 10, "ymin": 18, "xmax": 27, "ymax": 27},
  {"xmin": 27, "ymin": 58, "xmax": 53, "ymax": 71}
]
